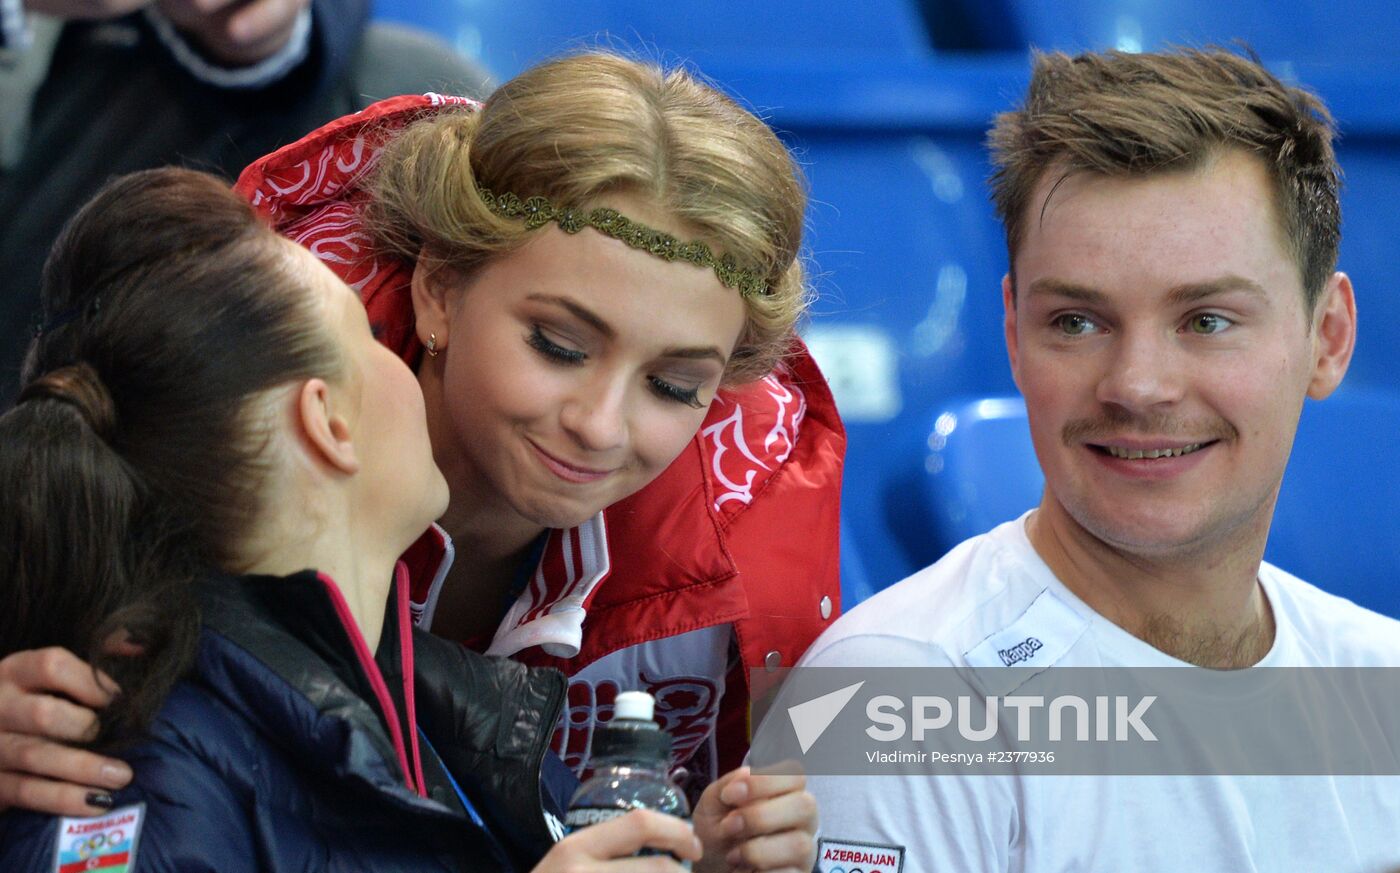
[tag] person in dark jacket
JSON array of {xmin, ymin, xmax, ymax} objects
[{"xmin": 0, "ymin": 167, "xmax": 705, "ymax": 872}]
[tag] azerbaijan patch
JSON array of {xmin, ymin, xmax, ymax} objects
[{"xmin": 51, "ymin": 803, "xmax": 144, "ymax": 872}]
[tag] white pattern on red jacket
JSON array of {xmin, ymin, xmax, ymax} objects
[{"xmin": 234, "ymin": 94, "xmax": 846, "ymax": 786}]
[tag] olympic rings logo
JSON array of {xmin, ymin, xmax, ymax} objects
[{"xmin": 70, "ymin": 830, "xmax": 123, "ymax": 860}]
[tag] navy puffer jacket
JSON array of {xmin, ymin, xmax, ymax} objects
[{"xmin": 0, "ymin": 569, "xmax": 571, "ymax": 872}]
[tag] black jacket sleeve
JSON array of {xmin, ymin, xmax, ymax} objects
[{"xmin": 411, "ymin": 629, "xmax": 570, "ymax": 867}]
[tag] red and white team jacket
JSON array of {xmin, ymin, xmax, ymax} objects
[{"xmin": 235, "ymin": 94, "xmax": 847, "ymax": 785}]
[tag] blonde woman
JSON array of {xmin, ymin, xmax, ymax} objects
[{"xmin": 1, "ymin": 53, "xmax": 833, "ymax": 868}]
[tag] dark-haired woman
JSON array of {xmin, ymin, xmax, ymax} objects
[
  {"xmin": 0, "ymin": 52, "xmax": 832, "ymax": 867},
  {"xmin": 0, "ymin": 167, "xmax": 767, "ymax": 871}
]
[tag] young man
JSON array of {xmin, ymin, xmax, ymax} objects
[{"xmin": 792, "ymin": 48, "xmax": 1398, "ymax": 872}]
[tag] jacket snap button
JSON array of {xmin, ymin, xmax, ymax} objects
[
  {"xmin": 764, "ymin": 650, "xmax": 782, "ymax": 672},
  {"xmin": 819, "ymin": 595, "xmax": 832, "ymax": 620}
]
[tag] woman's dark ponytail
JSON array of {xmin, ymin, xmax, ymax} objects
[
  {"xmin": 1, "ymin": 168, "xmax": 340, "ymax": 746},
  {"xmin": 1, "ymin": 364, "xmax": 198, "ymax": 745}
]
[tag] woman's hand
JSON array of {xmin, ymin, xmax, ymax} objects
[
  {"xmin": 0, "ymin": 648, "xmax": 132, "ymax": 816},
  {"xmin": 692, "ymin": 767, "xmax": 819, "ymax": 873},
  {"xmin": 532, "ymin": 808, "xmax": 702, "ymax": 873}
]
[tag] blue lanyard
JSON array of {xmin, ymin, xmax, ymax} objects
[{"xmin": 417, "ymin": 727, "xmax": 516, "ymax": 872}]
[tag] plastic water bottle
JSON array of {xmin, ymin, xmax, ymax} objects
[{"xmin": 565, "ymin": 691, "xmax": 691, "ymax": 858}]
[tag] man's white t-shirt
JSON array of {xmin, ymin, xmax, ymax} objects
[{"xmin": 798, "ymin": 515, "xmax": 1400, "ymax": 873}]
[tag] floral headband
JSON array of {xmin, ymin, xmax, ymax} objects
[{"xmin": 478, "ymin": 188, "xmax": 769, "ymax": 299}]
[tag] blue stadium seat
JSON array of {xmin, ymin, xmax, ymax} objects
[
  {"xmin": 922, "ymin": 396, "xmax": 1040, "ymax": 550},
  {"xmin": 959, "ymin": 0, "xmax": 1400, "ymax": 61},
  {"xmin": 1268, "ymin": 389, "xmax": 1400, "ymax": 616},
  {"xmin": 919, "ymin": 390, "xmax": 1400, "ymax": 619},
  {"xmin": 371, "ymin": 0, "xmax": 932, "ymax": 78}
]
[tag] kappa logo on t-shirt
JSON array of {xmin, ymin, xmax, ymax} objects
[
  {"xmin": 815, "ymin": 837, "xmax": 905, "ymax": 873},
  {"xmin": 51, "ymin": 803, "xmax": 145, "ymax": 873},
  {"xmin": 997, "ymin": 636, "xmax": 1044, "ymax": 666},
  {"xmin": 963, "ymin": 587, "xmax": 1090, "ymax": 694}
]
